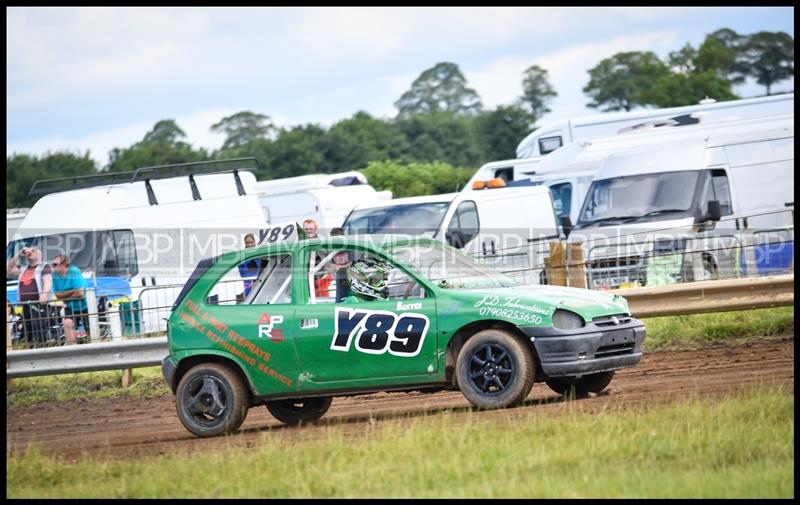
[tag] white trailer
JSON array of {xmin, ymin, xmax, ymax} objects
[{"xmin": 516, "ymin": 93, "xmax": 794, "ymax": 158}]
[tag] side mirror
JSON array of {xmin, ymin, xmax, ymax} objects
[
  {"xmin": 697, "ymin": 200, "xmax": 721, "ymax": 223},
  {"xmin": 560, "ymin": 216, "xmax": 573, "ymax": 238},
  {"xmin": 446, "ymin": 229, "xmax": 466, "ymax": 249}
]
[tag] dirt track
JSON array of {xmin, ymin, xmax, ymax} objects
[{"xmin": 7, "ymin": 335, "xmax": 794, "ymax": 461}]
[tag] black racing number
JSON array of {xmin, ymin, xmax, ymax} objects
[
  {"xmin": 389, "ymin": 315, "xmax": 428, "ymax": 356},
  {"xmin": 357, "ymin": 314, "xmax": 393, "ymax": 353},
  {"xmin": 282, "ymin": 224, "xmax": 294, "ymax": 240},
  {"xmin": 332, "ymin": 308, "xmax": 367, "ymax": 351},
  {"xmin": 268, "ymin": 227, "xmax": 281, "ymax": 243}
]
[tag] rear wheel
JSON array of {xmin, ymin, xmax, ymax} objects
[
  {"xmin": 455, "ymin": 329, "xmax": 535, "ymax": 409},
  {"xmin": 266, "ymin": 397, "xmax": 333, "ymax": 426},
  {"xmin": 176, "ymin": 363, "xmax": 249, "ymax": 438},
  {"xmin": 545, "ymin": 371, "xmax": 615, "ymax": 397}
]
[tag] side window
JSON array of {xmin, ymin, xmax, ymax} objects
[
  {"xmin": 446, "ymin": 201, "xmax": 479, "ymax": 248},
  {"xmin": 538, "ymin": 136, "xmax": 563, "ymax": 155},
  {"xmin": 113, "ymin": 230, "xmax": 138, "ymax": 277},
  {"xmin": 703, "ymin": 169, "xmax": 733, "ymax": 216},
  {"xmin": 308, "ymin": 249, "xmax": 425, "ymax": 305},
  {"xmin": 548, "ymin": 182, "xmax": 572, "ymax": 220},
  {"xmin": 207, "ymin": 254, "xmax": 292, "ymax": 305}
]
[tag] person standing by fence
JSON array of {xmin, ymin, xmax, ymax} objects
[
  {"xmin": 6, "ymin": 246, "xmax": 53, "ymax": 345},
  {"xmin": 51, "ymin": 254, "xmax": 90, "ymax": 345}
]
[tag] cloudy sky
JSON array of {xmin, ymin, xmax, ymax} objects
[{"xmin": 6, "ymin": 6, "xmax": 795, "ymax": 167}]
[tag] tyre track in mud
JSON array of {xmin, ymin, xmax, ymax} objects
[{"xmin": 6, "ymin": 335, "xmax": 794, "ymax": 462}]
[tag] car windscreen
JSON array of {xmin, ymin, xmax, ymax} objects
[
  {"xmin": 386, "ymin": 241, "xmax": 517, "ymax": 290},
  {"xmin": 344, "ymin": 202, "xmax": 451, "ymax": 236},
  {"xmin": 577, "ymin": 170, "xmax": 700, "ymax": 227}
]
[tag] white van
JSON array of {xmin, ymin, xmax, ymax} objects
[
  {"xmin": 6, "ymin": 208, "xmax": 30, "ymax": 244},
  {"xmin": 6, "ymin": 159, "xmax": 272, "ymax": 337},
  {"xmin": 516, "ymin": 93, "xmax": 794, "ymax": 158},
  {"xmin": 570, "ymin": 113, "xmax": 794, "ymax": 289},
  {"xmin": 342, "ymin": 184, "xmax": 559, "ymax": 285},
  {"xmin": 253, "ymin": 171, "xmax": 392, "ymax": 231}
]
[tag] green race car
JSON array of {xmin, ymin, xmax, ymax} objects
[{"xmin": 162, "ymin": 237, "xmax": 646, "ymax": 437}]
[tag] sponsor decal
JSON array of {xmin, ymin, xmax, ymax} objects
[
  {"xmin": 332, "ymin": 307, "xmax": 429, "ymax": 357},
  {"xmin": 257, "ymin": 312, "xmax": 285, "ymax": 342},
  {"xmin": 473, "ymin": 295, "xmax": 546, "ymax": 324},
  {"xmin": 396, "ymin": 300, "xmax": 422, "ymax": 311}
]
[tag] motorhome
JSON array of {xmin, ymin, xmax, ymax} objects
[
  {"xmin": 570, "ymin": 113, "xmax": 794, "ymax": 290},
  {"xmin": 342, "ymin": 183, "xmax": 559, "ymax": 285},
  {"xmin": 515, "ymin": 93, "xmax": 794, "ymax": 158},
  {"xmin": 6, "ymin": 159, "xmax": 273, "ymax": 338},
  {"xmin": 253, "ymin": 171, "xmax": 392, "ymax": 231}
]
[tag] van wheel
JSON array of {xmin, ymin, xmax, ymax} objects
[
  {"xmin": 455, "ymin": 329, "xmax": 535, "ymax": 409},
  {"xmin": 545, "ymin": 371, "xmax": 615, "ymax": 397},
  {"xmin": 266, "ymin": 397, "xmax": 333, "ymax": 426},
  {"xmin": 176, "ymin": 363, "xmax": 249, "ymax": 438}
]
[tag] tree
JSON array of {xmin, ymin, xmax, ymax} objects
[
  {"xmin": 106, "ymin": 119, "xmax": 208, "ymax": 172},
  {"xmin": 142, "ymin": 119, "xmax": 188, "ymax": 146},
  {"xmin": 520, "ymin": 65, "xmax": 557, "ymax": 119},
  {"xmin": 360, "ymin": 160, "xmax": 476, "ymax": 198},
  {"xmin": 323, "ymin": 111, "xmax": 409, "ymax": 172},
  {"xmin": 740, "ymin": 31, "xmax": 794, "ymax": 95},
  {"xmin": 394, "ymin": 111, "xmax": 486, "ymax": 168},
  {"xmin": 644, "ymin": 70, "xmax": 738, "ymax": 108},
  {"xmin": 583, "ymin": 52, "xmax": 670, "ymax": 112},
  {"xmin": 394, "ymin": 62, "xmax": 483, "ymax": 118},
  {"xmin": 695, "ymin": 28, "xmax": 748, "ymax": 86},
  {"xmin": 477, "ymin": 105, "xmax": 535, "ymax": 160},
  {"xmin": 211, "ymin": 111, "xmax": 276, "ymax": 150},
  {"xmin": 7, "ymin": 151, "xmax": 97, "ymax": 208}
]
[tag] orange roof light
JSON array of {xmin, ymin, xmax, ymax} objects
[{"xmin": 487, "ymin": 178, "xmax": 506, "ymax": 188}]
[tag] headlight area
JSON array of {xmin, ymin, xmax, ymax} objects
[{"xmin": 552, "ymin": 309, "xmax": 585, "ymax": 330}]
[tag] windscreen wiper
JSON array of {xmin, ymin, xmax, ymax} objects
[{"xmin": 636, "ymin": 208, "xmax": 687, "ymax": 218}]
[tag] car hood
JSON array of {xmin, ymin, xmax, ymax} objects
[{"xmin": 458, "ymin": 284, "xmax": 630, "ymax": 323}]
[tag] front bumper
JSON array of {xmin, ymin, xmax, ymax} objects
[
  {"xmin": 521, "ymin": 315, "xmax": 646, "ymax": 378},
  {"xmin": 161, "ymin": 356, "xmax": 178, "ymax": 394}
]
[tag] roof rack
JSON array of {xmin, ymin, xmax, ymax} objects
[{"xmin": 29, "ymin": 157, "xmax": 260, "ymax": 196}]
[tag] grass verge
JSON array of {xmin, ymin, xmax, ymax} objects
[{"xmin": 6, "ymin": 385, "xmax": 794, "ymax": 498}]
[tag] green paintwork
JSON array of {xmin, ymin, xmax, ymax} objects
[{"xmin": 167, "ymin": 237, "xmax": 632, "ymax": 398}]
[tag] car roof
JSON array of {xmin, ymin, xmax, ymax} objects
[{"xmin": 217, "ymin": 235, "xmax": 441, "ymax": 262}]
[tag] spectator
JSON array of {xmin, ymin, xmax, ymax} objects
[
  {"xmin": 238, "ymin": 233, "xmax": 265, "ymax": 297},
  {"xmin": 6, "ymin": 246, "xmax": 53, "ymax": 345},
  {"xmin": 51, "ymin": 254, "xmax": 90, "ymax": 345},
  {"xmin": 329, "ymin": 227, "xmax": 352, "ymax": 302},
  {"xmin": 302, "ymin": 218, "xmax": 319, "ymax": 239},
  {"xmin": 7, "ymin": 301, "xmax": 22, "ymax": 344}
]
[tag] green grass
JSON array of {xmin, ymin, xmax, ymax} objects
[
  {"xmin": 643, "ymin": 306, "xmax": 794, "ymax": 349},
  {"xmin": 7, "ymin": 307, "xmax": 793, "ymax": 407},
  {"xmin": 7, "ymin": 386, "xmax": 793, "ymax": 498},
  {"xmin": 6, "ymin": 366, "xmax": 169, "ymax": 408}
]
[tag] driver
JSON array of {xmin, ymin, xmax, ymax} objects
[{"xmin": 342, "ymin": 258, "xmax": 391, "ymax": 303}]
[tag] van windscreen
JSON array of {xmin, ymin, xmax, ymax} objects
[{"xmin": 344, "ymin": 202, "xmax": 451, "ymax": 236}]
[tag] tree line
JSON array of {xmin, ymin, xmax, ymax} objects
[{"xmin": 7, "ymin": 27, "xmax": 793, "ymax": 208}]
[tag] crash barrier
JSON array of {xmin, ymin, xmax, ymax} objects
[
  {"xmin": 6, "ymin": 274, "xmax": 793, "ymax": 379},
  {"xmin": 470, "ymin": 206, "xmax": 794, "ymax": 291},
  {"xmin": 6, "ymin": 336, "xmax": 167, "ymax": 379},
  {"xmin": 619, "ymin": 273, "xmax": 795, "ymax": 318}
]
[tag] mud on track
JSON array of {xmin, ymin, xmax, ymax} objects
[{"xmin": 7, "ymin": 335, "xmax": 794, "ymax": 462}]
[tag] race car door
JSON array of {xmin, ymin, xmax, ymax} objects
[{"xmin": 292, "ymin": 246, "xmax": 440, "ymax": 387}]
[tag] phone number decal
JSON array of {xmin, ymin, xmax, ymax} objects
[{"xmin": 478, "ymin": 306, "xmax": 543, "ymax": 324}]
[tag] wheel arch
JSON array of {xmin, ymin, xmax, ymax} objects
[
  {"xmin": 444, "ymin": 320, "xmax": 541, "ymax": 386},
  {"xmin": 172, "ymin": 353, "xmax": 257, "ymax": 400}
]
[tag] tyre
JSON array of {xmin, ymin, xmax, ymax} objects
[
  {"xmin": 265, "ymin": 397, "xmax": 333, "ymax": 426},
  {"xmin": 455, "ymin": 329, "xmax": 535, "ymax": 409},
  {"xmin": 175, "ymin": 363, "xmax": 249, "ymax": 438},
  {"xmin": 545, "ymin": 370, "xmax": 615, "ymax": 397}
]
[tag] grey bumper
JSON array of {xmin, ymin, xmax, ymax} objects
[
  {"xmin": 522, "ymin": 316, "xmax": 646, "ymax": 378},
  {"xmin": 161, "ymin": 355, "xmax": 178, "ymax": 394}
]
